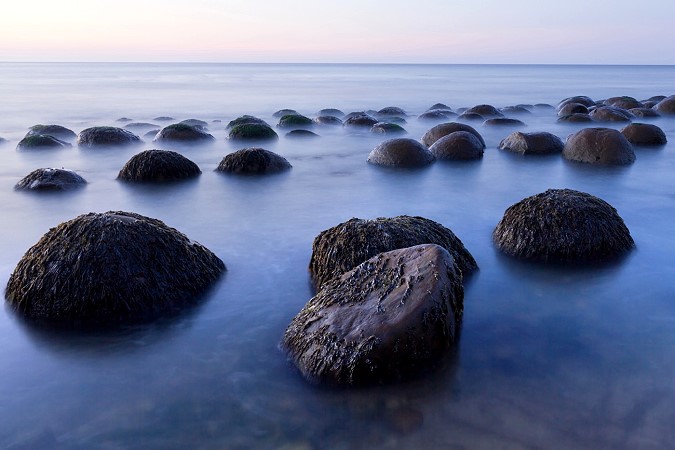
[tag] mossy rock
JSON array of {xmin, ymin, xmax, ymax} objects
[
  {"xmin": 499, "ymin": 131, "xmax": 564, "ymax": 155},
  {"xmin": 15, "ymin": 168, "xmax": 86, "ymax": 191},
  {"xmin": 370, "ymin": 122, "xmax": 407, "ymax": 135},
  {"xmin": 179, "ymin": 118, "xmax": 208, "ymax": 129},
  {"xmin": 118, "ymin": 149, "xmax": 201, "ymax": 182},
  {"xmin": 562, "ymin": 127, "xmax": 635, "ymax": 165},
  {"xmin": 226, "ymin": 115, "xmax": 269, "ymax": 130},
  {"xmin": 620, "ymin": 123, "xmax": 667, "ymax": 146},
  {"xmin": 77, "ymin": 127, "xmax": 142, "ymax": 148},
  {"xmin": 216, "ymin": 148, "xmax": 291, "ymax": 174},
  {"xmin": 308, "ymin": 215, "xmax": 477, "ymax": 291},
  {"xmin": 421, "ymin": 122, "xmax": 485, "ymax": 148},
  {"xmin": 493, "ymin": 189, "xmax": 634, "ymax": 263},
  {"xmin": 367, "ymin": 138, "xmax": 435, "ymax": 168},
  {"xmin": 5, "ymin": 211, "xmax": 225, "ymax": 327},
  {"xmin": 277, "ymin": 114, "xmax": 314, "ymax": 129},
  {"xmin": 25, "ymin": 125, "xmax": 77, "ymax": 141},
  {"xmin": 17, "ymin": 135, "xmax": 72, "ymax": 151},
  {"xmin": 429, "ymin": 131, "xmax": 484, "ymax": 160},
  {"xmin": 154, "ymin": 123, "xmax": 215, "ymax": 143},
  {"xmin": 227, "ymin": 123, "xmax": 279, "ymax": 141}
]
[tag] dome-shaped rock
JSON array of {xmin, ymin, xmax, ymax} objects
[
  {"xmin": 124, "ymin": 122, "xmax": 159, "ymax": 132},
  {"xmin": 653, "ymin": 95, "xmax": 675, "ymax": 115},
  {"xmin": 5, "ymin": 211, "xmax": 225, "ymax": 326},
  {"xmin": 179, "ymin": 118, "xmax": 208, "ymax": 129},
  {"xmin": 367, "ymin": 138, "xmax": 435, "ymax": 168},
  {"xmin": 558, "ymin": 103, "xmax": 589, "ymax": 117},
  {"xmin": 418, "ymin": 110, "xmax": 451, "ymax": 121},
  {"xmin": 563, "ymin": 127, "xmax": 635, "ymax": 165},
  {"xmin": 25, "ymin": 125, "xmax": 77, "ymax": 141},
  {"xmin": 227, "ymin": 123, "xmax": 278, "ymax": 141},
  {"xmin": 317, "ymin": 108, "xmax": 344, "ymax": 117},
  {"xmin": 428, "ymin": 103, "xmax": 451, "ymax": 111},
  {"xmin": 493, "ymin": 189, "xmax": 634, "ymax": 263},
  {"xmin": 15, "ymin": 168, "xmax": 86, "ymax": 191},
  {"xmin": 557, "ymin": 96, "xmax": 595, "ymax": 109},
  {"xmin": 590, "ymin": 106, "xmax": 634, "ymax": 122},
  {"xmin": 314, "ymin": 115, "xmax": 343, "ymax": 126},
  {"xmin": 465, "ymin": 104, "xmax": 503, "ymax": 118},
  {"xmin": 77, "ymin": 127, "xmax": 141, "ymax": 148},
  {"xmin": 343, "ymin": 114, "xmax": 379, "ymax": 128},
  {"xmin": 483, "ymin": 118, "xmax": 526, "ymax": 127},
  {"xmin": 499, "ymin": 131, "xmax": 564, "ymax": 155},
  {"xmin": 153, "ymin": 116, "xmax": 174, "ymax": 122},
  {"xmin": 620, "ymin": 123, "xmax": 667, "ymax": 146},
  {"xmin": 557, "ymin": 113, "xmax": 593, "ymax": 123},
  {"xmin": 377, "ymin": 106, "xmax": 407, "ymax": 117},
  {"xmin": 273, "ymin": 109, "xmax": 298, "ymax": 118},
  {"xmin": 226, "ymin": 115, "xmax": 269, "ymax": 130},
  {"xmin": 429, "ymin": 131, "xmax": 484, "ymax": 160},
  {"xmin": 216, "ymin": 148, "xmax": 291, "ymax": 174},
  {"xmin": 370, "ymin": 122, "xmax": 407, "ymax": 134},
  {"xmin": 457, "ymin": 112, "xmax": 484, "ymax": 122},
  {"xmin": 629, "ymin": 107, "xmax": 660, "ymax": 119},
  {"xmin": 282, "ymin": 244, "xmax": 463, "ymax": 386},
  {"xmin": 286, "ymin": 130, "xmax": 320, "ymax": 139},
  {"xmin": 17, "ymin": 135, "xmax": 72, "ymax": 151},
  {"xmin": 118, "ymin": 149, "xmax": 201, "ymax": 182},
  {"xmin": 154, "ymin": 123, "xmax": 215, "ymax": 144},
  {"xmin": 309, "ymin": 215, "xmax": 477, "ymax": 291},
  {"xmin": 604, "ymin": 96, "xmax": 642, "ymax": 110},
  {"xmin": 421, "ymin": 122, "xmax": 485, "ymax": 148},
  {"xmin": 500, "ymin": 106, "xmax": 532, "ymax": 115},
  {"xmin": 277, "ymin": 114, "xmax": 314, "ymax": 129}
]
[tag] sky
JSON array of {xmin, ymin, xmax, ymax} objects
[{"xmin": 1, "ymin": 0, "xmax": 674, "ymax": 64}]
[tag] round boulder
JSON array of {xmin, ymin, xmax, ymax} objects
[
  {"xmin": 483, "ymin": 118, "xmax": 526, "ymax": 127},
  {"xmin": 17, "ymin": 135, "xmax": 72, "ymax": 151},
  {"xmin": 124, "ymin": 122, "xmax": 159, "ymax": 132},
  {"xmin": 277, "ymin": 114, "xmax": 314, "ymax": 129},
  {"xmin": 179, "ymin": 118, "xmax": 208, "ymax": 129},
  {"xmin": 629, "ymin": 108, "xmax": 660, "ymax": 119},
  {"xmin": 15, "ymin": 168, "xmax": 86, "ymax": 191},
  {"xmin": 227, "ymin": 123, "xmax": 279, "ymax": 141},
  {"xmin": 273, "ymin": 109, "xmax": 298, "ymax": 118},
  {"xmin": 77, "ymin": 127, "xmax": 141, "ymax": 148},
  {"xmin": 604, "ymin": 97, "xmax": 642, "ymax": 110},
  {"xmin": 493, "ymin": 189, "xmax": 634, "ymax": 263},
  {"xmin": 465, "ymin": 104, "xmax": 503, "ymax": 118},
  {"xmin": 653, "ymin": 95, "xmax": 675, "ymax": 115},
  {"xmin": 318, "ymin": 108, "xmax": 344, "ymax": 117},
  {"xmin": 418, "ymin": 110, "xmax": 451, "ymax": 121},
  {"xmin": 25, "ymin": 125, "xmax": 77, "ymax": 141},
  {"xmin": 5, "ymin": 211, "xmax": 225, "ymax": 327},
  {"xmin": 367, "ymin": 138, "xmax": 435, "ymax": 168},
  {"xmin": 500, "ymin": 106, "xmax": 531, "ymax": 115},
  {"xmin": 620, "ymin": 123, "xmax": 667, "ymax": 146},
  {"xmin": 343, "ymin": 114, "xmax": 379, "ymax": 128},
  {"xmin": 216, "ymin": 148, "xmax": 291, "ymax": 174},
  {"xmin": 286, "ymin": 130, "xmax": 320, "ymax": 139},
  {"xmin": 282, "ymin": 244, "xmax": 463, "ymax": 386},
  {"xmin": 499, "ymin": 132, "xmax": 564, "ymax": 155},
  {"xmin": 562, "ymin": 127, "xmax": 635, "ymax": 165},
  {"xmin": 314, "ymin": 115, "xmax": 343, "ymax": 126},
  {"xmin": 118, "ymin": 149, "xmax": 201, "ymax": 182},
  {"xmin": 421, "ymin": 122, "xmax": 485, "ymax": 148},
  {"xmin": 457, "ymin": 112, "xmax": 484, "ymax": 122},
  {"xmin": 309, "ymin": 215, "xmax": 477, "ymax": 291},
  {"xmin": 226, "ymin": 115, "xmax": 269, "ymax": 130},
  {"xmin": 154, "ymin": 123, "xmax": 215, "ymax": 144},
  {"xmin": 557, "ymin": 96, "xmax": 595, "ymax": 109},
  {"xmin": 590, "ymin": 106, "xmax": 634, "ymax": 123},
  {"xmin": 557, "ymin": 113, "xmax": 593, "ymax": 123},
  {"xmin": 429, "ymin": 131, "xmax": 484, "ymax": 160},
  {"xmin": 377, "ymin": 106, "xmax": 407, "ymax": 117},
  {"xmin": 370, "ymin": 122, "xmax": 407, "ymax": 135},
  {"xmin": 557, "ymin": 103, "xmax": 589, "ymax": 117}
]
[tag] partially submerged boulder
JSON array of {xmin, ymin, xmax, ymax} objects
[
  {"xmin": 227, "ymin": 123, "xmax": 279, "ymax": 141},
  {"xmin": 557, "ymin": 103, "xmax": 589, "ymax": 117},
  {"xmin": 417, "ymin": 111, "xmax": 451, "ymax": 121},
  {"xmin": 370, "ymin": 122, "xmax": 407, "ymax": 134},
  {"xmin": 421, "ymin": 122, "xmax": 485, "ymax": 148},
  {"xmin": 343, "ymin": 114, "xmax": 379, "ymax": 128},
  {"xmin": 118, "ymin": 149, "xmax": 201, "ymax": 182},
  {"xmin": 25, "ymin": 125, "xmax": 77, "ymax": 141},
  {"xmin": 286, "ymin": 130, "xmax": 320, "ymax": 139},
  {"xmin": 124, "ymin": 122, "xmax": 159, "ymax": 132},
  {"xmin": 562, "ymin": 127, "xmax": 635, "ymax": 165},
  {"xmin": 309, "ymin": 215, "xmax": 477, "ymax": 291},
  {"xmin": 629, "ymin": 107, "xmax": 660, "ymax": 119},
  {"xmin": 314, "ymin": 115, "xmax": 343, "ymax": 126},
  {"xmin": 154, "ymin": 123, "xmax": 215, "ymax": 144},
  {"xmin": 604, "ymin": 96, "xmax": 642, "ymax": 110},
  {"xmin": 367, "ymin": 138, "xmax": 435, "ymax": 168},
  {"xmin": 318, "ymin": 108, "xmax": 344, "ymax": 117},
  {"xmin": 226, "ymin": 115, "xmax": 269, "ymax": 130},
  {"xmin": 216, "ymin": 147, "xmax": 291, "ymax": 174},
  {"xmin": 5, "ymin": 211, "xmax": 225, "ymax": 327},
  {"xmin": 493, "ymin": 189, "xmax": 634, "ymax": 263},
  {"xmin": 277, "ymin": 114, "xmax": 314, "ymax": 129},
  {"xmin": 457, "ymin": 112, "xmax": 484, "ymax": 122},
  {"xmin": 465, "ymin": 104, "xmax": 503, "ymax": 118},
  {"xmin": 499, "ymin": 131, "xmax": 564, "ymax": 155},
  {"xmin": 590, "ymin": 106, "xmax": 634, "ymax": 123},
  {"xmin": 620, "ymin": 123, "xmax": 667, "ymax": 146},
  {"xmin": 377, "ymin": 106, "xmax": 407, "ymax": 117},
  {"xmin": 557, "ymin": 96, "xmax": 595, "ymax": 109},
  {"xmin": 179, "ymin": 118, "xmax": 208, "ymax": 129},
  {"xmin": 17, "ymin": 135, "xmax": 72, "ymax": 151},
  {"xmin": 483, "ymin": 118, "xmax": 526, "ymax": 127},
  {"xmin": 281, "ymin": 244, "xmax": 464, "ymax": 386},
  {"xmin": 273, "ymin": 109, "xmax": 299, "ymax": 118},
  {"xmin": 557, "ymin": 113, "xmax": 593, "ymax": 123},
  {"xmin": 77, "ymin": 127, "xmax": 141, "ymax": 148},
  {"xmin": 429, "ymin": 131, "xmax": 484, "ymax": 160},
  {"xmin": 653, "ymin": 95, "xmax": 675, "ymax": 115},
  {"xmin": 15, "ymin": 168, "xmax": 86, "ymax": 191}
]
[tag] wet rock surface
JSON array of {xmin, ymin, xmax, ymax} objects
[
  {"xmin": 77, "ymin": 127, "xmax": 142, "ymax": 148},
  {"xmin": 15, "ymin": 168, "xmax": 86, "ymax": 191},
  {"xmin": 653, "ymin": 95, "xmax": 675, "ymax": 114},
  {"xmin": 154, "ymin": 123, "xmax": 215, "ymax": 143},
  {"xmin": 563, "ymin": 127, "xmax": 635, "ymax": 165},
  {"xmin": 25, "ymin": 124, "xmax": 77, "ymax": 141},
  {"xmin": 227, "ymin": 123, "xmax": 279, "ymax": 141},
  {"xmin": 16, "ymin": 135, "xmax": 72, "ymax": 151},
  {"xmin": 589, "ymin": 106, "xmax": 634, "ymax": 123},
  {"xmin": 466, "ymin": 104, "xmax": 503, "ymax": 118},
  {"xmin": 313, "ymin": 115, "xmax": 343, "ymax": 126},
  {"xmin": 620, "ymin": 123, "xmax": 667, "ymax": 146},
  {"xmin": 499, "ymin": 131, "xmax": 564, "ymax": 155},
  {"xmin": 344, "ymin": 114, "xmax": 379, "ymax": 128},
  {"xmin": 421, "ymin": 122, "xmax": 485, "ymax": 148},
  {"xmin": 370, "ymin": 122, "xmax": 407, "ymax": 135},
  {"xmin": 367, "ymin": 138, "xmax": 435, "ymax": 168},
  {"xmin": 483, "ymin": 118, "xmax": 526, "ymax": 127},
  {"xmin": 226, "ymin": 115, "xmax": 269, "ymax": 130},
  {"xmin": 216, "ymin": 148, "xmax": 291, "ymax": 174},
  {"xmin": 277, "ymin": 114, "xmax": 314, "ymax": 130},
  {"xmin": 118, "ymin": 149, "xmax": 201, "ymax": 182},
  {"xmin": 429, "ymin": 131, "xmax": 484, "ymax": 160}
]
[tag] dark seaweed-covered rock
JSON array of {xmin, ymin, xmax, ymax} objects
[
  {"xmin": 493, "ymin": 189, "xmax": 634, "ymax": 263},
  {"xmin": 154, "ymin": 123, "xmax": 215, "ymax": 144},
  {"xmin": 179, "ymin": 118, "xmax": 208, "ymax": 129},
  {"xmin": 653, "ymin": 95, "xmax": 675, "ymax": 115},
  {"xmin": 15, "ymin": 168, "xmax": 86, "ymax": 191},
  {"xmin": 367, "ymin": 138, "xmax": 435, "ymax": 168},
  {"xmin": 273, "ymin": 109, "xmax": 298, "ymax": 118},
  {"xmin": 483, "ymin": 118, "xmax": 526, "ymax": 127},
  {"xmin": 216, "ymin": 148, "xmax": 291, "ymax": 174},
  {"xmin": 563, "ymin": 128, "xmax": 635, "ymax": 165},
  {"xmin": 17, "ymin": 135, "xmax": 72, "ymax": 151},
  {"xmin": 499, "ymin": 131, "xmax": 564, "ymax": 155},
  {"xmin": 277, "ymin": 114, "xmax": 314, "ymax": 129},
  {"xmin": 344, "ymin": 114, "xmax": 379, "ymax": 128},
  {"xmin": 281, "ymin": 244, "xmax": 463, "ymax": 386},
  {"xmin": 286, "ymin": 130, "xmax": 320, "ymax": 139},
  {"xmin": 557, "ymin": 103, "xmax": 589, "ymax": 117},
  {"xmin": 308, "ymin": 215, "xmax": 477, "ymax": 290},
  {"xmin": 557, "ymin": 96, "xmax": 595, "ymax": 109},
  {"xmin": 457, "ymin": 112, "xmax": 484, "ymax": 122},
  {"xmin": 318, "ymin": 108, "xmax": 344, "ymax": 117},
  {"xmin": 226, "ymin": 115, "xmax": 269, "ymax": 130},
  {"xmin": 421, "ymin": 122, "xmax": 485, "ymax": 148},
  {"xmin": 5, "ymin": 211, "xmax": 225, "ymax": 327},
  {"xmin": 118, "ymin": 150, "xmax": 201, "ymax": 182},
  {"xmin": 465, "ymin": 104, "xmax": 503, "ymax": 118},
  {"xmin": 429, "ymin": 132, "xmax": 484, "ymax": 160},
  {"xmin": 604, "ymin": 96, "xmax": 642, "ymax": 110},
  {"xmin": 629, "ymin": 107, "xmax": 660, "ymax": 119},
  {"xmin": 370, "ymin": 122, "xmax": 407, "ymax": 135},
  {"xmin": 557, "ymin": 113, "xmax": 593, "ymax": 123},
  {"xmin": 417, "ymin": 111, "xmax": 450, "ymax": 121},
  {"xmin": 590, "ymin": 106, "xmax": 634, "ymax": 123},
  {"xmin": 25, "ymin": 125, "xmax": 77, "ymax": 141},
  {"xmin": 314, "ymin": 115, "xmax": 343, "ymax": 126},
  {"xmin": 77, "ymin": 127, "xmax": 142, "ymax": 148},
  {"xmin": 620, "ymin": 123, "xmax": 667, "ymax": 146},
  {"xmin": 227, "ymin": 123, "xmax": 278, "ymax": 141},
  {"xmin": 377, "ymin": 106, "xmax": 407, "ymax": 117}
]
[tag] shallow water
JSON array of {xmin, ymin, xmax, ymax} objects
[{"xmin": 1, "ymin": 63, "xmax": 675, "ymax": 449}]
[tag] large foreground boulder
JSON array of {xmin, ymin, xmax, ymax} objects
[
  {"xmin": 620, "ymin": 123, "xmax": 667, "ymax": 146},
  {"xmin": 421, "ymin": 122, "xmax": 485, "ymax": 148},
  {"xmin": 499, "ymin": 131, "xmax": 564, "ymax": 155},
  {"xmin": 562, "ymin": 128, "xmax": 635, "ymax": 165},
  {"xmin": 77, "ymin": 127, "xmax": 141, "ymax": 148},
  {"xmin": 367, "ymin": 138, "xmax": 435, "ymax": 168},
  {"xmin": 216, "ymin": 148, "xmax": 291, "ymax": 174},
  {"xmin": 118, "ymin": 149, "xmax": 201, "ymax": 182},
  {"xmin": 493, "ymin": 189, "xmax": 634, "ymax": 263},
  {"xmin": 429, "ymin": 131, "xmax": 484, "ymax": 160},
  {"xmin": 154, "ymin": 123, "xmax": 215, "ymax": 144},
  {"xmin": 5, "ymin": 211, "xmax": 225, "ymax": 327},
  {"xmin": 281, "ymin": 244, "xmax": 463, "ymax": 386},
  {"xmin": 15, "ymin": 168, "xmax": 86, "ymax": 191},
  {"xmin": 25, "ymin": 125, "xmax": 77, "ymax": 141},
  {"xmin": 309, "ymin": 215, "xmax": 477, "ymax": 290}
]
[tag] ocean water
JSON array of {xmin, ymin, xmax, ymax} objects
[{"xmin": 1, "ymin": 63, "xmax": 674, "ymax": 449}]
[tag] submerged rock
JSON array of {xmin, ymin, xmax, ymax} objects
[
  {"xmin": 118, "ymin": 149, "xmax": 201, "ymax": 182},
  {"xmin": 17, "ymin": 135, "xmax": 72, "ymax": 151},
  {"xmin": 417, "ymin": 110, "xmax": 451, "ymax": 121},
  {"xmin": 227, "ymin": 123, "xmax": 279, "ymax": 141},
  {"xmin": 562, "ymin": 127, "xmax": 635, "ymax": 165},
  {"xmin": 124, "ymin": 122, "xmax": 160, "ymax": 132},
  {"xmin": 457, "ymin": 112, "xmax": 484, "ymax": 122},
  {"xmin": 277, "ymin": 114, "xmax": 314, "ymax": 129},
  {"xmin": 428, "ymin": 103, "xmax": 451, "ymax": 111},
  {"xmin": 153, "ymin": 116, "xmax": 175, "ymax": 121},
  {"xmin": 25, "ymin": 125, "xmax": 77, "ymax": 141},
  {"xmin": 500, "ymin": 106, "xmax": 531, "ymax": 115},
  {"xmin": 314, "ymin": 115, "xmax": 343, "ymax": 126},
  {"xmin": 367, "ymin": 138, "xmax": 435, "ymax": 168},
  {"xmin": 604, "ymin": 96, "xmax": 642, "ymax": 110},
  {"xmin": 5, "ymin": 211, "xmax": 225, "ymax": 327},
  {"xmin": 499, "ymin": 131, "xmax": 564, "ymax": 155},
  {"xmin": 286, "ymin": 130, "xmax": 320, "ymax": 139},
  {"xmin": 421, "ymin": 122, "xmax": 485, "ymax": 148},
  {"xmin": 226, "ymin": 115, "xmax": 269, "ymax": 130},
  {"xmin": 370, "ymin": 122, "xmax": 407, "ymax": 135},
  {"xmin": 620, "ymin": 123, "xmax": 667, "ymax": 146},
  {"xmin": 154, "ymin": 123, "xmax": 215, "ymax": 144},
  {"xmin": 343, "ymin": 114, "xmax": 379, "ymax": 128},
  {"xmin": 493, "ymin": 189, "xmax": 634, "ymax": 263},
  {"xmin": 557, "ymin": 96, "xmax": 595, "ymax": 109},
  {"xmin": 629, "ymin": 107, "xmax": 660, "ymax": 119},
  {"xmin": 309, "ymin": 215, "xmax": 477, "ymax": 291},
  {"xmin": 179, "ymin": 118, "xmax": 208, "ymax": 129},
  {"xmin": 590, "ymin": 106, "xmax": 634, "ymax": 123},
  {"xmin": 483, "ymin": 118, "xmax": 526, "ymax": 127},
  {"xmin": 15, "ymin": 168, "xmax": 86, "ymax": 191},
  {"xmin": 429, "ymin": 131, "xmax": 484, "ymax": 160},
  {"xmin": 77, "ymin": 127, "xmax": 141, "ymax": 148},
  {"xmin": 273, "ymin": 109, "xmax": 299, "ymax": 118},
  {"xmin": 216, "ymin": 147, "xmax": 291, "ymax": 174},
  {"xmin": 465, "ymin": 104, "xmax": 503, "ymax": 118},
  {"xmin": 557, "ymin": 113, "xmax": 593, "ymax": 123},
  {"xmin": 281, "ymin": 244, "xmax": 464, "ymax": 386},
  {"xmin": 318, "ymin": 108, "xmax": 345, "ymax": 117},
  {"xmin": 653, "ymin": 95, "xmax": 675, "ymax": 115},
  {"xmin": 377, "ymin": 106, "xmax": 407, "ymax": 117},
  {"xmin": 557, "ymin": 103, "xmax": 589, "ymax": 117}
]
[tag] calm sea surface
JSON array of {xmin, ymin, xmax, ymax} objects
[{"xmin": 1, "ymin": 63, "xmax": 675, "ymax": 449}]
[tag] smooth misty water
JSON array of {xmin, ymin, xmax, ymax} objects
[{"xmin": 1, "ymin": 63, "xmax": 674, "ymax": 449}]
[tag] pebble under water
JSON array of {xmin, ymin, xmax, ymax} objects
[{"xmin": 1, "ymin": 63, "xmax": 675, "ymax": 449}]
